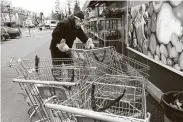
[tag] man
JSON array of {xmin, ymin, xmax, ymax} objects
[
  {"xmin": 50, "ymin": 11, "xmax": 94, "ymax": 90},
  {"xmin": 50, "ymin": 10, "xmax": 94, "ymax": 64}
]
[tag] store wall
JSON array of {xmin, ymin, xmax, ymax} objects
[
  {"xmin": 128, "ymin": 49, "xmax": 183, "ymax": 93},
  {"xmin": 127, "ymin": 0, "xmax": 183, "ymax": 93}
]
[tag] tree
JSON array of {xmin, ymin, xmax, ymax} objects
[
  {"xmin": 51, "ymin": 9, "xmax": 57, "ymax": 20},
  {"xmin": 55, "ymin": 0, "xmax": 60, "ymax": 13},
  {"xmin": 73, "ymin": 0, "xmax": 81, "ymax": 14},
  {"xmin": 65, "ymin": 7, "xmax": 67, "ymax": 18},
  {"xmin": 1, "ymin": 0, "xmax": 12, "ymax": 22},
  {"xmin": 1, "ymin": 0, "xmax": 12, "ymax": 12},
  {"xmin": 67, "ymin": 0, "xmax": 72, "ymax": 15},
  {"xmin": 54, "ymin": 0, "xmax": 62, "ymax": 20},
  {"xmin": 61, "ymin": 10, "xmax": 65, "ymax": 19},
  {"xmin": 40, "ymin": 12, "xmax": 43, "ymax": 23}
]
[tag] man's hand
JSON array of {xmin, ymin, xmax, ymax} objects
[
  {"xmin": 56, "ymin": 39, "xmax": 69, "ymax": 52},
  {"xmin": 85, "ymin": 38, "xmax": 95, "ymax": 49}
]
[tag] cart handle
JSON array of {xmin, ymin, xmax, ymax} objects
[
  {"xmin": 44, "ymin": 103, "xmax": 146, "ymax": 122},
  {"xmin": 9, "ymin": 57, "xmax": 16, "ymax": 67},
  {"xmin": 44, "ymin": 95, "xmax": 58, "ymax": 104},
  {"xmin": 13, "ymin": 78, "xmax": 80, "ymax": 86}
]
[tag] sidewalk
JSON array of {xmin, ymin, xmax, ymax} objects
[{"xmin": 20, "ymin": 27, "xmax": 52, "ymax": 38}]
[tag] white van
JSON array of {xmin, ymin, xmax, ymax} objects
[{"xmin": 50, "ymin": 20, "xmax": 57, "ymax": 28}]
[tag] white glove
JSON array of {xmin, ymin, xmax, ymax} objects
[
  {"xmin": 85, "ymin": 38, "xmax": 94, "ymax": 49},
  {"xmin": 56, "ymin": 39, "xmax": 69, "ymax": 52}
]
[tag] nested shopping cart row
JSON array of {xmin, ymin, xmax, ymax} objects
[
  {"xmin": 70, "ymin": 46, "xmax": 149, "ymax": 78},
  {"xmin": 44, "ymin": 74, "xmax": 150, "ymax": 122},
  {"xmin": 10, "ymin": 46, "xmax": 150, "ymax": 122}
]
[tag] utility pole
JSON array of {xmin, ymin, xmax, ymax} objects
[
  {"xmin": 40, "ymin": 12, "xmax": 43, "ymax": 24},
  {"xmin": 7, "ymin": 5, "xmax": 11, "ymax": 23}
]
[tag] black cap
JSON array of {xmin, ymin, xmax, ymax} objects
[{"xmin": 74, "ymin": 11, "xmax": 84, "ymax": 19}]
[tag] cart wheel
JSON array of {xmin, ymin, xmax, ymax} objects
[
  {"xmin": 28, "ymin": 107, "xmax": 36, "ymax": 116},
  {"xmin": 1, "ymin": 35, "xmax": 6, "ymax": 41}
]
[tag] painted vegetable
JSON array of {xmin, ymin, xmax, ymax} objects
[
  {"xmin": 151, "ymin": 12, "xmax": 157, "ymax": 32},
  {"xmin": 171, "ymin": 47, "xmax": 178, "ymax": 58},
  {"xmin": 156, "ymin": 3, "xmax": 183, "ymax": 45},
  {"xmin": 173, "ymin": 1, "xmax": 183, "ymax": 25},
  {"xmin": 156, "ymin": 45, "xmax": 160, "ymax": 57},
  {"xmin": 149, "ymin": 33, "xmax": 157, "ymax": 54},
  {"xmin": 174, "ymin": 57, "xmax": 179, "ymax": 64},
  {"xmin": 148, "ymin": 2, "xmax": 154, "ymax": 16},
  {"xmin": 170, "ymin": 0, "xmax": 182, "ymax": 7},
  {"xmin": 175, "ymin": 41, "xmax": 183, "ymax": 53},
  {"xmin": 142, "ymin": 39, "xmax": 149, "ymax": 55},
  {"xmin": 129, "ymin": 19, "xmax": 134, "ymax": 33},
  {"xmin": 160, "ymin": 44, "xmax": 168, "ymax": 58},
  {"xmin": 133, "ymin": 38, "xmax": 137, "ymax": 48},
  {"xmin": 154, "ymin": 55, "xmax": 160, "ymax": 61},
  {"xmin": 148, "ymin": 51, "xmax": 153, "ymax": 59},
  {"xmin": 138, "ymin": 45, "xmax": 142, "ymax": 53},
  {"xmin": 134, "ymin": 10, "xmax": 146, "ymax": 48},
  {"xmin": 171, "ymin": 33, "xmax": 179, "ymax": 46},
  {"xmin": 167, "ymin": 42, "xmax": 173, "ymax": 58},
  {"xmin": 179, "ymin": 52, "xmax": 183, "ymax": 70},
  {"xmin": 144, "ymin": 25, "xmax": 148, "ymax": 37},
  {"xmin": 128, "ymin": 31, "xmax": 132, "ymax": 46},
  {"xmin": 133, "ymin": 32, "xmax": 137, "ymax": 48},
  {"xmin": 173, "ymin": 64, "xmax": 180, "ymax": 71},
  {"xmin": 167, "ymin": 58, "xmax": 173, "ymax": 66},
  {"xmin": 148, "ymin": 16, "xmax": 152, "ymax": 35},
  {"xmin": 153, "ymin": 0, "xmax": 163, "ymax": 13},
  {"xmin": 161, "ymin": 54, "xmax": 167, "ymax": 64}
]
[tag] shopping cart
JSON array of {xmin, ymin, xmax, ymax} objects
[
  {"xmin": 13, "ymin": 78, "xmax": 81, "ymax": 122},
  {"xmin": 9, "ymin": 46, "xmax": 150, "ymax": 122},
  {"xmin": 44, "ymin": 74, "xmax": 151, "ymax": 122},
  {"xmin": 70, "ymin": 46, "xmax": 149, "ymax": 79},
  {"xmin": 10, "ymin": 56, "xmax": 96, "ymax": 122}
]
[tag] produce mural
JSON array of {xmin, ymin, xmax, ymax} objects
[{"xmin": 128, "ymin": 1, "xmax": 183, "ymax": 72}]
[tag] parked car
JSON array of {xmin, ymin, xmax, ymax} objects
[
  {"xmin": 2, "ymin": 26, "xmax": 21, "ymax": 39},
  {"xmin": 1, "ymin": 27, "xmax": 9, "ymax": 41}
]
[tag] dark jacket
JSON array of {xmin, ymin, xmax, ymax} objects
[{"xmin": 50, "ymin": 15, "xmax": 88, "ymax": 51}]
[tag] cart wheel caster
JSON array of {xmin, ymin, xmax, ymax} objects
[{"xmin": 28, "ymin": 107, "xmax": 36, "ymax": 116}]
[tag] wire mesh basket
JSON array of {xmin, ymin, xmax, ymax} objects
[
  {"xmin": 10, "ymin": 57, "xmax": 96, "ymax": 122},
  {"xmin": 44, "ymin": 75, "xmax": 151, "ymax": 122},
  {"xmin": 9, "ymin": 57, "xmax": 95, "ymax": 82},
  {"xmin": 70, "ymin": 46, "xmax": 149, "ymax": 79}
]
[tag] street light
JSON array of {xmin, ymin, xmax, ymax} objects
[{"xmin": 7, "ymin": 5, "xmax": 11, "ymax": 23}]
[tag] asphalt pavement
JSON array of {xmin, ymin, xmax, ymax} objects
[{"xmin": 1, "ymin": 28, "xmax": 53, "ymax": 122}]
